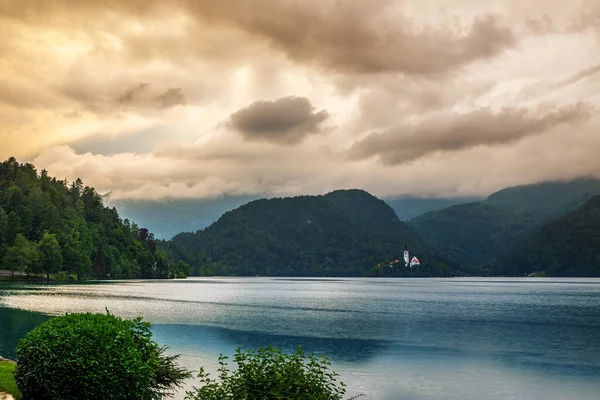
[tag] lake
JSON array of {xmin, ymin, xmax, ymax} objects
[{"xmin": 1, "ymin": 277, "xmax": 600, "ymax": 399}]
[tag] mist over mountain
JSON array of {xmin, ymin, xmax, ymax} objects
[
  {"xmin": 386, "ymin": 197, "xmax": 482, "ymax": 221},
  {"xmin": 105, "ymin": 196, "xmax": 259, "ymax": 239}
]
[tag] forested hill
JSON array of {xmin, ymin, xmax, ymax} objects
[
  {"xmin": 164, "ymin": 189, "xmax": 450, "ymax": 277},
  {"xmin": 503, "ymin": 195, "xmax": 600, "ymax": 277},
  {"xmin": 0, "ymin": 158, "xmax": 186, "ymax": 280},
  {"xmin": 408, "ymin": 178, "xmax": 600, "ymax": 272}
]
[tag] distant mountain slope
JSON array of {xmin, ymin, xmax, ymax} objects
[
  {"xmin": 408, "ymin": 178, "xmax": 600, "ymax": 271},
  {"xmin": 165, "ymin": 189, "xmax": 447, "ymax": 277},
  {"xmin": 486, "ymin": 178, "xmax": 600, "ymax": 216},
  {"xmin": 504, "ymin": 195, "xmax": 600, "ymax": 277},
  {"xmin": 385, "ymin": 197, "xmax": 482, "ymax": 221}
]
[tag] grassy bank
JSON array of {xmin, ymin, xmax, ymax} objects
[{"xmin": 0, "ymin": 361, "xmax": 20, "ymax": 399}]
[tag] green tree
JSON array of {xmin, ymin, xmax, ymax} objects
[
  {"xmin": 0, "ymin": 207, "xmax": 9, "ymax": 260},
  {"xmin": 175, "ymin": 260, "xmax": 190, "ymax": 278},
  {"xmin": 2, "ymin": 233, "xmax": 33, "ymax": 280},
  {"xmin": 37, "ymin": 232, "xmax": 63, "ymax": 282},
  {"xmin": 62, "ymin": 238, "xmax": 92, "ymax": 279},
  {"xmin": 185, "ymin": 346, "xmax": 362, "ymax": 400}
]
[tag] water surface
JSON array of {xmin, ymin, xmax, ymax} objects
[{"xmin": 1, "ymin": 277, "xmax": 599, "ymax": 400}]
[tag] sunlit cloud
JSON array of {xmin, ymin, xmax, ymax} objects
[{"xmin": 1, "ymin": 0, "xmax": 599, "ymax": 200}]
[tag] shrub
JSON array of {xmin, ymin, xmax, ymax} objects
[
  {"xmin": 185, "ymin": 346, "xmax": 362, "ymax": 400},
  {"xmin": 15, "ymin": 311, "xmax": 190, "ymax": 400},
  {"xmin": 55, "ymin": 271, "xmax": 68, "ymax": 281}
]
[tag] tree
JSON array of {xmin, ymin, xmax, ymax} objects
[
  {"xmin": 175, "ymin": 260, "xmax": 190, "ymax": 278},
  {"xmin": 15, "ymin": 311, "xmax": 190, "ymax": 399},
  {"xmin": 62, "ymin": 239, "xmax": 92, "ymax": 279},
  {"xmin": 0, "ymin": 207, "xmax": 8, "ymax": 260},
  {"xmin": 0, "ymin": 158, "xmax": 167, "ymax": 281},
  {"xmin": 154, "ymin": 250, "xmax": 170, "ymax": 279},
  {"xmin": 185, "ymin": 346, "xmax": 363, "ymax": 400},
  {"xmin": 37, "ymin": 232, "xmax": 63, "ymax": 282},
  {"xmin": 2, "ymin": 234, "xmax": 33, "ymax": 280}
]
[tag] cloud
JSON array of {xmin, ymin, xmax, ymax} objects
[
  {"xmin": 115, "ymin": 83, "xmax": 150, "ymax": 105},
  {"xmin": 114, "ymin": 83, "xmax": 186, "ymax": 111},
  {"xmin": 1, "ymin": 0, "xmax": 518, "ymax": 77},
  {"xmin": 30, "ymin": 116, "xmax": 600, "ymax": 202},
  {"xmin": 2, "ymin": 0, "xmax": 600, "ymax": 201},
  {"xmin": 155, "ymin": 88, "xmax": 186, "ymax": 108},
  {"xmin": 514, "ymin": 63, "xmax": 600, "ymax": 102},
  {"xmin": 350, "ymin": 103, "xmax": 592, "ymax": 165},
  {"xmin": 184, "ymin": 2, "xmax": 518, "ymax": 75},
  {"xmin": 226, "ymin": 96, "xmax": 330, "ymax": 145}
]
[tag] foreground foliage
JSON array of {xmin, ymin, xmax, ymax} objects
[
  {"xmin": 0, "ymin": 361, "xmax": 20, "ymax": 399},
  {"xmin": 0, "ymin": 157, "xmax": 186, "ymax": 280},
  {"xmin": 15, "ymin": 311, "xmax": 190, "ymax": 400},
  {"xmin": 185, "ymin": 346, "xmax": 362, "ymax": 400}
]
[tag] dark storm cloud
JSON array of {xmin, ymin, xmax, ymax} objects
[
  {"xmin": 350, "ymin": 104, "xmax": 592, "ymax": 165},
  {"xmin": 226, "ymin": 96, "xmax": 329, "ymax": 145}
]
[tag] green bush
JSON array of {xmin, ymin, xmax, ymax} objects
[
  {"xmin": 15, "ymin": 311, "xmax": 190, "ymax": 400},
  {"xmin": 185, "ymin": 346, "xmax": 362, "ymax": 400},
  {"xmin": 55, "ymin": 271, "xmax": 68, "ymax": 281}
]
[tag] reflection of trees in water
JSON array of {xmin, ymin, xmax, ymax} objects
[
  {"xmin": 150, "ymin": 324, "xmax": 393, "ymax": 364},
  {"xmin": 0, "ymin": 307, "xmax": 50, "ymax": 359}
]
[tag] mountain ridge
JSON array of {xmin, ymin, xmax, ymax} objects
[
  {"xmin": 163, "ymin": 189, "xmax": 451, "ymax": 277},
  {"xmin": 408, "ymin": 178, "xmax": 600, "ymax": 273}
]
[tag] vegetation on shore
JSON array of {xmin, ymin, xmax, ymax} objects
[
  {"xmin": 0, "ymin": 158, "xmax": 188, "ymax": 281},
  {"xmin": 14, "ymin": 311, "xmax": 189, "ymax": 399},
  {"xmin": 185, "ymin": 346, "xmax": 362, "ymax": 400},
  {"xmin": 6, "ymin": 312, "xmax": 356, "ymax": 399},
  {"xmin": 0, "ymin": 360, "xmax": 20, "ymax": 399},
  {"xmin": 3, "ymin": 156, "xmax": 600, "ymax": 278}
]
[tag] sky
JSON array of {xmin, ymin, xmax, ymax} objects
[{"xmin": 1, "ymin": 0, "xmax": 600, "ymax": 201}]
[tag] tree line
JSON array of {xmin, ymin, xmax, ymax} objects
[{"xmin": 0, "ymin": 158, "xmax": 188, "ymax": 280}]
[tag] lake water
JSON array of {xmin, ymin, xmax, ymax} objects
[{"xmin": 1, "ymin": 277, "xmax": 600, "ymax": 400}]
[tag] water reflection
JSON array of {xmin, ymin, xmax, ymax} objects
[
  {"xmin": 151, "ymin": 323, "xmax": 394, "ymax": 364},
  {"xmin": 0, "ymin": 306, "xmax": 49, "ymax": 359}
]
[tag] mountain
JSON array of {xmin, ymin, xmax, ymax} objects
[
  {"xmin": 164, "ymin": 189, "xmax": 450, "ymax": 277},
  {"xmin": 107, "ymin": 195, "xmax": 472, "ymax": 240},
  {"xmin": 503, "ymin": 195, "xmax": 600, "ymax": 277},
  {"xmin": 385, "ymin": 197, "xmax": 482, "ymax": 221},
  {"xmin": 105, "ymin": 195, "xmax": 259, "ymax": 239},
  {"xmin": 0, "ymin": 158, "xmax": 184, "ymax": 280},
  {"xmin": 408, "ymin": 178, "xmax": 600, "ymax": 272}
]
